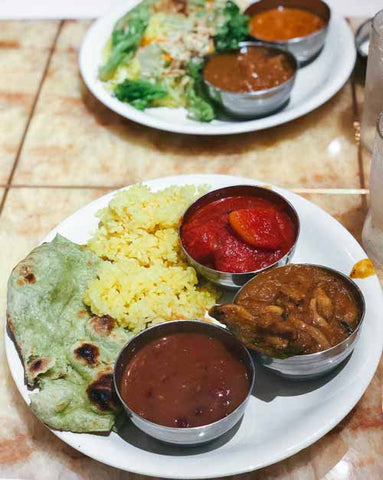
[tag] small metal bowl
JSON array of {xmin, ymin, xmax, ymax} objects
[
  {"xmin": 179, "ymin": 185, "xmax": 300, "ymax": 289},
  {"xmin": 114, "ymin": 320, "xmax": 255, "ymax": 445},
  {"xmin": 203, "ymin": 42, "xmax": 297, "ymax": 118},
  {"xmin": 233, "ymin": 264, "xmax": 366, "ymax": 380},
  {"xmin": 245, "ymin": 0, "xmax": 331, "ymax": 66}
]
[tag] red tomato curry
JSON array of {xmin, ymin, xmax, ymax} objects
[{"xmin": 181, "ymin": 195, "xmax": 296, "ymax": 273}]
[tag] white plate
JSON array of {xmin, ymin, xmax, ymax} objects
[
  {"xmin": 6, "ymin": 174, "xmax": 383, "ymax": 478},
  {"xmin": 79, "ymin": 3, "xmax": 356, "ymax": 135}
]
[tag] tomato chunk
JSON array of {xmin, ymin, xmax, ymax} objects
[
  {"xmin": 229, "ymin": 207, "xmax": 284, "ymax": 250},
  {"xmin": 181, "ymin": 219, "xmax": 219, "ymax": 261}
]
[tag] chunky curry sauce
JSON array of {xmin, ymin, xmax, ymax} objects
[{"xmin": 210, "ymin": 265, "xmax": 361, "ymax": 357}]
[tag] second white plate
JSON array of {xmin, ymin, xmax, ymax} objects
[{"xmin": 79, "ymin": 3, "xmax": 356, "ymax": 135}]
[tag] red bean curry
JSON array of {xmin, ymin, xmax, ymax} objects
[{"xmin": 119, "ymin": 332, "xmax": 250, "ymax": 428}]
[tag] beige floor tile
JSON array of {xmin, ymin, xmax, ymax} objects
[
  {"xmin": 55, "ymin": 19, "xmax": 92, "ymax": 52},
  {"xmin": 0, "ymin": 21, "xmax": 59, "ymax": 50},
  {"xmin": 0, "ymin": 21, "xmax": 60, "ymax": 185},
  {"xmin": 13, "ymin": 22, "xmax": 360, "ymax": 189}
]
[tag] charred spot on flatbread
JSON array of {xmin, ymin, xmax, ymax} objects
[
  {"xmin": 86, "ymin": 370, "xmax": 119, "ymax": 411},
  {"xmin": 89, "ymin": 315, "xmax": 115, "ymax": 336},
  {"xmin": 15, "ymin": 263, "xmax": 36, "ymax": 286},
  {"xmin": 29, "ymin": 357, "xmax": 51, "ymax": 376},
  {"xmin": 25, "ymin": 273, "xmax": 36, "ymax": 284},
  {"xmin": 74, "ymin": 342, "xmax": 100, "ymax": 366}
]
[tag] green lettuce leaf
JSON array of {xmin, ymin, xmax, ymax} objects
[
  {"xmin": 114, "ymin": 78, "xmax": 167, "ymax": 110},
  {"xmin": 99, "ymin": 0, "xmax": 150, "ymax": 81},
  {"xmin": 214, "ymin": 1, "xmax": 249, "ymax": 52},
  {"xmin": 186, "ymin": 60, "xmax": 215, "ymax": 122}
]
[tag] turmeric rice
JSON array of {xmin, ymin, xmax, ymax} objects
[{"xmin": 84, "ymin": 184, "xmax": 218, "ymax": 332}]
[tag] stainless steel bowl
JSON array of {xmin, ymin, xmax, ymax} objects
[
  {"xmin": 233, "ymin": 264, "xmax": 366, "ymax": 380},
  {"xmin": 245, "ymin": 0, "xmax": 331, "ymax": 66},
  {"xmin": 203, "ymin": 42, "xmax": 297, "ymax": 118},
  {"xmin": 114, "ymin": 320, "xmax": 255, "ymax": 445},
  {"xmin": 179, "ymin": 185, "xmax": 300, "ymax": 289}
]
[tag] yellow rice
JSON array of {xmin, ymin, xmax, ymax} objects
[{"xmin": 84, "ymin": 184, "xmax": 218, "ymax": 332}]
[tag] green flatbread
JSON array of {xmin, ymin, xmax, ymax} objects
[{"xmin": 7, "ymin": 234, "xmax": 133, "ymax": 433}]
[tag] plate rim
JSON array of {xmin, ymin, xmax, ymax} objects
[
  {"xmin": 79, "ymin": 3, "xmax": 356, "ymax": 136},
  {"xmin": 5, "ymin": 173, "xmax": 383, "ymax": 478}
]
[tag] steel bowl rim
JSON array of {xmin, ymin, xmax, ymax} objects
[
  {"xmin": 202, "ymin": 41, "xmax": 297, "ymax": 97},
  {"xmin": 245, "ymin": 0, "xmax": 331, "ymax": 46},
  {"xmin": 113, "ymin": 319, "xmax": 255, "ymax": 433},
  {"xmin": 179, "ymin": 184, "xmax": 301, "ymax": 277},
  {"xmin": 232, "ymin": 262, "xmax": 366, "ymax": 360}
]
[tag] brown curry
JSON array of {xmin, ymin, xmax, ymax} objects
[
  {"xmin": 203, "ymin": 46, "xmax": 295, "ymax": 93},
  {"xmin": 210, "ymin": 265, "xmax": 361, "ymax": 358}
]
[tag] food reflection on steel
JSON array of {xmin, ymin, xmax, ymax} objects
[{"xmin": 209, "ymin": 265, "xmax": 362, "ymax": 358}]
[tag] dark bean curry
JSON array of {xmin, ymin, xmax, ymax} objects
[{"xmin": 210, "ymin": 265, "xmax": 361, "ymax": 358}]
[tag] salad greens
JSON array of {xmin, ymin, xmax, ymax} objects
[
  {"xmin": 99, "ymin": 1, "xmax": 150, "ymax": 81},
  {"xmin": 214, "ymin": 1, "xmax": 250, "ymax": 52},
  {"xmin": 99, "ymin": 0, "xmax": 249, "ymax": 122},
  {"xmin": 186, "ymin": 60, "xmax": 215, "ymax": 122},
  {"xmin": 114, "ymin": 78, "xmax": 167, "ymax": 110}
]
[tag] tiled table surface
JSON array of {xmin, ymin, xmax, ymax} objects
[{"xmin": 1, "ymin": 16, "xmax": 383, "ymax": 480}]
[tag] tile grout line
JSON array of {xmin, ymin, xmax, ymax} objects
[{"xmin": 0, "ymin": 20, "xmax": 64, "ymax": 216}]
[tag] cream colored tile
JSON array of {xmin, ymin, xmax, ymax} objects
[
  {"xmin": 0, "ymin": 21, "xmax": 59, "ymax": 50},
  {"xmin": 55, "ymin": 19, "xmax": 92, "ymax": 52},
  {"xmin": 0, "ymin": 21, "xmax": 60, "ymax": 184},
  {"xmin": 13, "ymin": 22, "xmax": 360, "ymax": 189}
]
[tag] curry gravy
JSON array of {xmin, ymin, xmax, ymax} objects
[
  {"xmin": 249, "ymin": 7, "xmax": 325, "ymax": 41},
  {"xmin": 210, "ymin": 265, "xmax": 361, "ymax": 357},
  {"xmin": 203, "ymin": 45, "xmax": 295, "ymax": 93}
]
